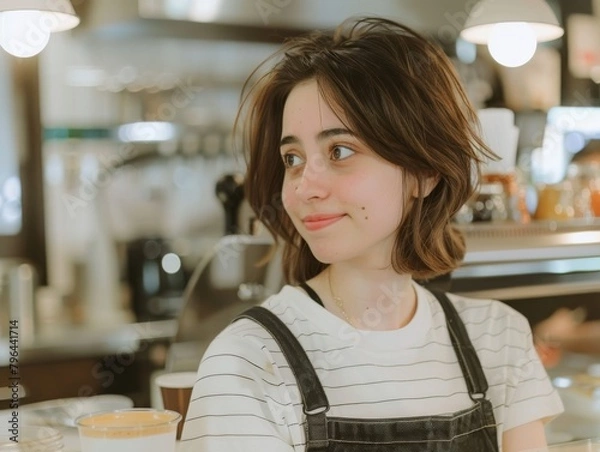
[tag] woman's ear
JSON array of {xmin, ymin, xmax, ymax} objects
[{"xmin": 412, "ymin": 174, "xmax": 439, "ymax": 198}]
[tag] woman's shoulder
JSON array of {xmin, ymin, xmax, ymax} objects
[
  {"xmin": 447, "ymin": 291, "xmax": 527, "ymax": 320},
  {"xmin": 219, "ymin": 284, "xmax": 305, "ymax": 333},
  {"xmin": 203, "ymin": 285, "xmax": 306, "ymax": 358},
  {"xmin": 444, "ymin": 291, "xmax": 532, "ymax": 338}
]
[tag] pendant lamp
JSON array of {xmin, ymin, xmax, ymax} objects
[
  {"xmin": 0, "ymin": 0, "xmax": 80, "ymax": 58},
  {"xmin": 461, "ymin": 0, "xmax": 564, "ymax": 67}
]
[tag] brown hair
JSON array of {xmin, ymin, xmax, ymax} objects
[{"xmin": 236, "ymin": 17, "xmax": 495, "ymax": 284}]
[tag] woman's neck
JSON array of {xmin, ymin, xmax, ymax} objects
[{"xmin": 309, "ymin": 265, "xmax": 417, "ymax": 331}]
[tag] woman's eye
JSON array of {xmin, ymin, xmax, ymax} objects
[
  {"xmin": 282, "ymin": 153, "xmax": 303, "ymax": 168},
  {"xmin": 331, "ymin": 145, "xmax": 354, "ymax": 161}
]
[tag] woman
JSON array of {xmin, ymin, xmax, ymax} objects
[{"xmin": 180, "ymin": 17, "xmax": 563, "ymax": 451}]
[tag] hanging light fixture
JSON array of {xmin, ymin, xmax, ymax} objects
[
  {"xmin": 0, "ymin": 0, "xmax": 80, "ymax": 58},
  {"xmin": 461, "ymin": 0, "xmax": 564, "ymax": 68}
]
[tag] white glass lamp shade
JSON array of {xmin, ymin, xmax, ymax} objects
[
  {"xmin": 487, "ymin": 23, "xmax": 538, "ymax": 67},
  {"xmin": 0, "ymin": 0, "xmax": 79, "ymax": 57},
  {"xmin": 0, "ymin": 11, "xmax": 50, "ymax": 57},
  {"xmin": 0, "ymin": 0, "xmax": 80, "ymax": 32},
  {"xmin": 461, "ymin": 0, "xmax": 564, "ymax": 44}
]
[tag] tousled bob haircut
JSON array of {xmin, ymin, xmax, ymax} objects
[{"xmin": 236, "ymin": 17, "xmax": 495, "ymax": 284}]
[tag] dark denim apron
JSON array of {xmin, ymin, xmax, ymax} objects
[{"xmin": 234, "ymin": 289, "xmax": 499, "ymax": 451}]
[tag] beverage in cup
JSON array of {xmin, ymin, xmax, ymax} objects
[
  {"xmin": 155, "ymin": 371, "xmax": 197, "ymax": 440},
  {"xmin": 76, "ymin": 408, "xmax": 181, "ymax": 452}
]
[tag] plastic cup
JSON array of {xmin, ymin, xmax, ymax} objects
[
  {"xmin": 522, "ymin": 439, "xmax": 600, "ymax": 451},
  {"xmin": 0, "ymin": 426, "xmax": 63, "ymax": 451},
  {"xmin": 548, "ymin": 439, "xmax": 600, "ymax": 451},
  {"xmin": 76, "ymin": 408, "xmax": 181, "ymax": 452},
  {"xmin": 154, "ymin": 372, "xmax": 196, "ymax": 440}
]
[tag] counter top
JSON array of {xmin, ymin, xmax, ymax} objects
[
  {"xmin": 0, "ymin": 319, "xmax": 178, "ymax": 366},
  {"xmin": 459, "ymin": 219, "xmax": 600, "ymax": 266}
]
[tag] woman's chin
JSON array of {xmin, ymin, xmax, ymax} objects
[{"xmin": 305, "ymin": 243, "xmax": 344, "ymax": 265}]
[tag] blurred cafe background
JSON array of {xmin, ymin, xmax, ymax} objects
[{"xmin": 2, "ymin": 0, "xmax": 600, "ymax": 444}]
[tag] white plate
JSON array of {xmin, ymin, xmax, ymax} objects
[{"xmin": 18, "ymin": 394, "xmax": 134, "ymax": 428}]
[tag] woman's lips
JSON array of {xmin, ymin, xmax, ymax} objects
[{"xmin": 302, "ymin": 214, "xmax": 345, "ymax": 231}]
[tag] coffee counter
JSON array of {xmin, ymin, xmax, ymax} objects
[
  {"xmin": 0, "ymin": 319, "xmax": 178, "ymax": 407},
  {"xmin": 0, "ymin": 319, "xmax": 177, "ymax": 366},
  {"xmin": 458, "ymin": 219, "xmax": 600, "ymax": 267},
  {"xmin": 451, "ymin": 219, "xmax": 600, "ymax": 329}
]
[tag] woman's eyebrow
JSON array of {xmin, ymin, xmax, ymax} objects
[
  {"xmin": 317, "ymin": 128, "xmax": 355, "ymax": 141},
  {"xmin": 280, "ymin": 128, "xmax": 355, "ymax": 147}
]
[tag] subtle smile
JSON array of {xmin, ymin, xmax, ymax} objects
[{"xmin": 302, "ymin": 214, "xmax": 345, "ymax": 231}]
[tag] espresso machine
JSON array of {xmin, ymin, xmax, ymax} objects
[
  {"xmin": 126, "ymin": 237, "xmax": 188, "ymax": 322},
  {"xmin": 215, "ymin": 173, "xmax": 245, "ymax": 235}
]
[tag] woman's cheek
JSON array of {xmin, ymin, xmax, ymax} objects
[{"xmin": 281, "ymin": 183, "xmax": 296, "ymax": 214}]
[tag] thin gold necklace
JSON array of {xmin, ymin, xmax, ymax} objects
[{"xmin": 328, "ymin": 268, "xmax": 355, "ymax": 326}]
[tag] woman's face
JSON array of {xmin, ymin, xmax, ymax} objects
[{"xmin": 280, "ymin": 79, "xmax": 406, "ymax": 268}]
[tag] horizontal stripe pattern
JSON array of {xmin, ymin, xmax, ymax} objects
[{"xmin": 180, "ymin": 284, "xmax": 563, "ymax": 452}]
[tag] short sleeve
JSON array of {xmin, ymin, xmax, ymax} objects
[
  {"xmin": 502, "ymin": 313, "xmax": 564, "ymax": 432},
  {"xmin": 179, "ymin": 329, "xmax": 298, "ymax": 452}
]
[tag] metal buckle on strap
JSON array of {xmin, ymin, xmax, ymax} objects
[
  {"xmin": 304, "ymin": 407, "xmax": 329, "ymax": 451},
  {"xmin": 470, "ymin": 392, "xmax": 485, "ymax": 401},
  {"xmin": 304, "ymin": 405, "xmax": 329, "ymax": 415}
]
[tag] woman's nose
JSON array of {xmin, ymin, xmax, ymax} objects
[{"xmin": 294, "ymin": 155, "xmax": 330, "ymax": 200}]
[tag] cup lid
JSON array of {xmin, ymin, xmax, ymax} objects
[
  {"xmin": 76, "ymin": 408, "xmax": 181, "ymax": 430},
  {"xmin": 154, "ymin": 372, "xmax": 197, "ymax": 389}
]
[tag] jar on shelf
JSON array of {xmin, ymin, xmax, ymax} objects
[
  {"xmin": 587, "ymin": 164, "xmax": 600, "ymax": 216},
  {"xmin": 534, "ymin": 181, "xmax": 575, "ymax": 221},
  {"xmin": 564, "ymin": 161, "xmax": 600, "ymax": 218},
  {"xmin": 481, "ymin": 172, "xmax": 531, "ymax": 224},
  {"xmin": 453, "ymin": 203, "xmax": 474, "ymax": 224},
  {"xmin": 470, "ymin": 182, "xmax": 508, "ymax": 222}
]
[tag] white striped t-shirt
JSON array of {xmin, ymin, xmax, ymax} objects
[{"xmin": 180, "ymin": 282, "xmax": 564, "ymax": 451}]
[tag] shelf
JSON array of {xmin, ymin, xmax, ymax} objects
[{"xmin": 459, "ymin": 220, "xmax": 600, "ymax": 266}]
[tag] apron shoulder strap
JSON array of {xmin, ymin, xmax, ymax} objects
[
  {"xmin": 233, "ymin": 306, "xmax": 330, "ymax": 414},
  {"xmin": 430, "ymin": 290, "xmax": 490, "ymax": 400}
]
